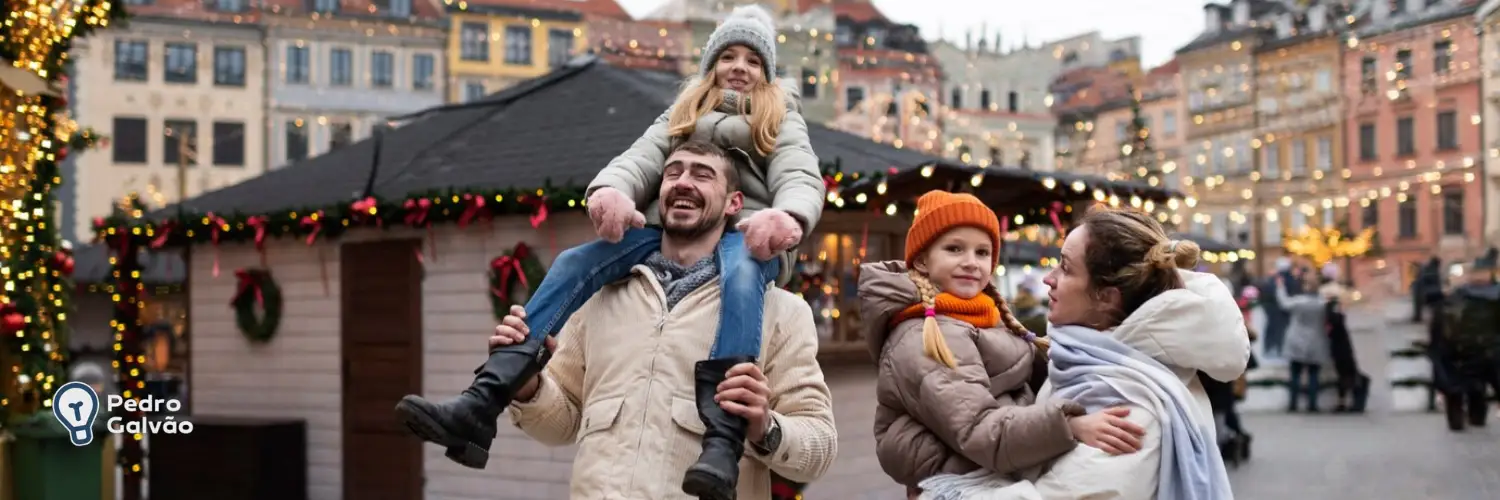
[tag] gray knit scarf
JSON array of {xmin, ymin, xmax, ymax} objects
[{"xmin": 643, "ymin": 251, "xmax": 719, "ymax": 310}]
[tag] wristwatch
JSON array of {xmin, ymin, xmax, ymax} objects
[{"xmin": 752, "ymin": 415, "xmax": 783, "ymax": 456}]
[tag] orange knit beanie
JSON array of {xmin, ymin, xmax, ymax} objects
[{"xmin": 904, "ymin": 191, "xmax": 1002, "ymax": 268}]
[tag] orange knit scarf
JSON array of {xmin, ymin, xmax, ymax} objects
[{"xmin": 891, "ymin": 292, "xmax": 1000, "ymax": 329}]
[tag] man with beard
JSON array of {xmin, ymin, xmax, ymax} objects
[{"xmin": 487, "ymin": 140, "xmax": 837, "ymax": 499}]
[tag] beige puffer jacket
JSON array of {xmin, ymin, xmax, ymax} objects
[{"xmin": 860, "ymin": 261, "xmax": 1085, "ymax": 490}]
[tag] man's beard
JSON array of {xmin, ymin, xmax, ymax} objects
[{"xmin": 663, "ymin": 212, "xmax": 724, "ymax": 239}]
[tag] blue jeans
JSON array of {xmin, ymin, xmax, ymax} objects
[
  {"xmin": 1288, "ymin": 361, "xmax": 1321, "ymax": 411},
  {"xmin": 521, "ymin": 228, "xmax": 778, "ymax": 360}
]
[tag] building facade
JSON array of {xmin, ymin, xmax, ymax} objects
[
  {"xmin": 930, "ymin": 31, "xmax": 1139, "ymax": 171},
  {"xmin": 447, "ymin": 0, "xmax": 609, "ymax": 102},
  {"xmin": 1347, "ymin": 0, "xmax": 1486, "ymax": 293},
  {"xmin": 1251, "ymin": 1, "xmax": 1350, "ymax": 267},
  {"xmin": 264, "ymin": 1, "xmax": 447, "ymax": 169},
  {"xmin": 67, "ymin": 5, "xmax": 268, "ymax": 242},
  {"xmin": 1086, "ymin": 61, "xmax": 1188, "ymax": 192},
  {"xmin": 825, "ymin": 1, "xmax": 943, "ymax": 152},
  {"xmin": 1176, "ymin": 0, "xmax": 1281, "ymax": 273},
  {"xmin": 1477, "ymin": 0, "xmax": 1500, "ymax": 245}
]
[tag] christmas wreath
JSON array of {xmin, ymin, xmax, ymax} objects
[
  {"xmin": 231, "ymin": 268, "xmax": 282, "ymax": 343},
  {"xmin": 489, "ymin": 242, "xmax": 548, "ymax": 320}
]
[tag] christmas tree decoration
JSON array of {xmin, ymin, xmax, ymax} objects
[
  {"xmin": 98, "ymin": 195, "xmax": 151, "ymax": 499},
  {"xmin": 1283, "ymin": 225, "xmax": 1376, "ymax": 268},
  {"xmin": 0, "ymin": 0, "xmax": 126, "ymax": 430},
  {"xmin": 231, "ymin": 269, "xmax": 282, "ymax": 343}
]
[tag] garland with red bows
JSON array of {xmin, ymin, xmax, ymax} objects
[
  {"xmin": 489, "ymin": 242, "xmax": 548, "ymax": 320},
  {"xmin": 231, "ymin": 268, "xmax": 283, "ymax": 343}
]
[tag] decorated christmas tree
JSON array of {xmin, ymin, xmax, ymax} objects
[
  {"xmin": 0, "ymin": 0, "xmax": 125, "ymax": 427},
  {"xmin": 1119, "ymin": 85, "xmax": 1157, "ymax": 181}
]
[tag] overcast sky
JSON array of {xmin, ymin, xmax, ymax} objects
[{"xmin": 615, "ymin": 0, "xmax": 1208, "ymax": 68}]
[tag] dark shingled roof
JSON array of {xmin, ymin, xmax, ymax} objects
[
  {"xmin": 72, "ymin": 243, "xmax": 186, "ymax": 285},
  {"xmin": 169, "ymin": 56, "xmax": 944, "ymax": 217}
]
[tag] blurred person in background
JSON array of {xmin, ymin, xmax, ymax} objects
[
  {"xmin": 1320, "ymin": 264, "xmax": 1367, "ymax": 414},
  {"xmin": 1258, "ymin": 257, "xmax": 1301, "ymax": 359},
  {"xmin": 1276, "ymin": 267, "xmax": 1338, "ymax": 413},
  {"xmin": 1434, "ymin": 248, "xmax": 1499, "ymax": 432}
]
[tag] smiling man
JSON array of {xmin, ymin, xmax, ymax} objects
[{"xmin": 491, "ymin": 140, "xmax": 837, "ymax": 499}]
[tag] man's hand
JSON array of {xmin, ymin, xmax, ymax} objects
[
  {"xmin": 715, "ymin": 362, "xmax": 772, "ymax": 442},
  {"xmin": 587, "ymin": 187, "xmax": 645, "ymax": 243},
  {"xmin": 735, "ymin": 208, "xmax": 802, "ymax": 261},
  {"xmin": 1067, "ymin": 406, "xmax": 1147, "ymax": 455},
  {"xmin": 488, "ymin": 305, "xmax": 555, "ymax": 402}
]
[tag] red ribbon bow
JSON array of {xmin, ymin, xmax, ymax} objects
[
  {"xmin": 522, "ymin": 195, "xmax": 548, "ymax": 229},
  {"xmin": 150, "ymin": 220, "xmax": 177, "ymax": 249},
  {"xmin": 822, "ymin": 174, "xmax": 839, "ymax": 193},
  {"xmin": 351, "ymin": 197, "xmax": 381, "ymax": 227},
  {"xmin": 246, "ymin": 215, "xmax": 269, "ymax": 252},
  {"xmin": 490, "ymin": 243, "xmax": 534, "ymax": 304},
  {"xmin": 404, "ymin": 198, "xmax": 432, "ymax": 227},
  {"xmin": 1048, "ymin": 201, "xmax": 1066, "ymax": 234},
  {"xmin": 458, "ymin": 194, "xmax": 490, "ymax": 228},
  {"xmin": 231, "ymin": 269, "xmax": 265, "ymax": 308},
  {"xmin": 300, "ymin": 211, "xmax": 324, "ymax": 245},
  {"xmin": 207, "ymin": 213, "xmax": 228, "ymax": 277}
]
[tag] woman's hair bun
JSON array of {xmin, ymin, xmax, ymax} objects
[{"xmin": 1147, "ymin": 239, "xmax": 1201, "ymax": 270}]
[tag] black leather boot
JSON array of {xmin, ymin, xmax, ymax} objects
[
  {"xmin": 682, "ymin": 356, "xmax": 756, "ymax": 500},
  {"xmin": 1444, "ymin": 392, "xmax": 1466, "ymax": 432},
  {"xmin": 1467, "ymin": 390, "xmax": 1489, "ymax": 427},
  {"xmin": 394, "ymin": 337, "xmax": 552, "ymax": 469}
]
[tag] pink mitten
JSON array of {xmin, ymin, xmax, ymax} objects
[
  {"xmin": 587, "ymin": 187, "xmax": 645, "ymax": 243},
  {"xmin": 735, "ymin": 209, "xmax": 803, "ymax": 261}
]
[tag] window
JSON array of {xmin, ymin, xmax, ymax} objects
[
  {"xmin": 1264, "ymin": 216, "xmax": 1283, "ymax": 245},
  {"xmin": 286, "ymin": 45, "xmax": 309, "ymax": 84},
  {"xmin": 547, "ymin": 29, "xmax": 573, "ymax": 67},
  {"xmin": 1396, "ymin": 49, "xmax": 1412, "ymax": 79},
  {"xmin": 464, "ymin": 81, "xmax": 486, "ymax": 102},
  {"xmin": 801, "ymin": 68, "xmax": 818, "ymax": 99},
  {"xmin": 114, "ymin": 40, "xmax": 148, "ymax": 81},
  {"xmin": 1359, "ymin": 55, "xmax": 1376, "ymax": 87},
  {"xmin": 164, "ymin": 43, "xmax": 197, "ymax": 84},
  {"xmin": 285, "ymin": 120, "xmax": 309, "ymax": 163},
  {"xmin": 1314, "ymin": 69, "xmax": 1332, "ymax": 93},
  {"xmin": 371, "ymin": 51, "xmax": 394, "ymax": 88},
  {"xmin": 211, "ymin": 121, "xmax": 244, "ymax": 166},
  {"xmin": 1316, "ymin": 136, "xmax": 1332, "ymax": 171},
  {"xmin": 980, "ymin": 90, "xmax": 991, "ymax": 110},
  {"xmin": 505, "ymin": 26, "xmax": 533, "ymax": 65},
  {"xmin": 1437, "ymin": 110, "xmax": 1457, "ymax": 150},
  {"xmin": 845, "ymin": 86, "xmax": 864, "ymax": 111},
  {"xmin": 1007, "ymin": 91, "xmax": 1019, "ymax": 112},
  {"xmin": 1115, "ymin": 122, "xmax": 1128, "ymax": 142},
  {"xmin": 1396, "ymin": 116, "xmax": 1414, "ymax": 156},
  {"xmin": 1442, "ymin": 187, "xmax": 1464, "ymax": 235},
  {"xmin": 312, "ymin": 0, "xmax": 337, "ymax": 12},
  {"xmin": 412, "ymin": 54, "xmax": 434, "ymax": 90},
  {"xmin": 212, "ymin": 0, "xmax": 244, "ymax": 11},
  {"xmin": 375, "ymin": 0, "xmax": 410, "ymax": 16},
  {"xmin": 1291, "ymin": 139, "xmax": 1306, "ymax": 176},
  {"xmin": 1359, "ymin": 123, "xmax": 1377, "ymax": 160},
  {"xmin": 460, "ymin": 23, "xmax": 489, "ymax": 61},
  {"xmin": 1264, "ymin": 142, "xmax": 1280, "ymax": 178},
  {"xmin": 1362, "ymin": 201, "xmax": 1379, "ymax": 231},
  {"xmin": 1162, "ymin": 111, "xmax": 1177, "ymax": 136},
  {"xmin": 1434, "ymin": 40, "xmax": 1452, "ymax": 75},
  {"xmin": 163, "ymin": 119, "xmax": 197, "ymax": 166},
  {"xmin": 111, "ymin": 117, "xmax": 147, "ymax": 164},
  {"xmin": 330, "ymin": 48, "xmax": 353, "ymax": 86},
  {"xmin": 950, "ymin": 88, "xmax": 962, "ymax": 110},
  {"xmin": 835, "ymin": 25, "xmax": 852, "ymax": 46},
  {"xmin": 990, "ymin": 146, "xmax": 1004, "ymax": 166},
  {"xmin": 1398, "ymin": 195, "xmax": 1417, "ymax": 239},
  {"xmin": 865, "ymin": 27, "xmax": 886, "ymax": 47},
  {"xmin": 330, "ymin": 122, "xmax": 353, "ymax": 150},
  {"xmin": 212, "ymin": 46, "xmax": 245, "ymax": 86}
]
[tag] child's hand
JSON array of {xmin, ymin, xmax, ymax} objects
[
  {"xmin": 1067, "ymin": 407, "xmax": 1146, "ymax": 455},
  {"xmin": 735, "ymin": 208, "xmax": 802, "ymax": 261},
  {"xmin": 587, "ymin": 187, "xmax": 644, "ymax": 243}
]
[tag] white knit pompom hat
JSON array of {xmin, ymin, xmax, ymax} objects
[{"xmin": 698, "ymin": 4, "xmax": 778, "ymax": 82}]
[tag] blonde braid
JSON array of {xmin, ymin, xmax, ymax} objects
[
  {"xmin": 909, "ymin": 270, "xmax": 957, "ymax": 368},
  {"xmin": 995, "ymin": 293, "xmax": 1050, "ymax": 359}
]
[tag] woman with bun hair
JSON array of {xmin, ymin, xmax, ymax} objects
[{"xmin": 912, "ymin": 207, "xmax": 1247, "ymax": 500}]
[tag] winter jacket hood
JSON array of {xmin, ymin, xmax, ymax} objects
[{"xmin": 1112, "ymin": 269, "xmax": 1251, "ymax": 383}]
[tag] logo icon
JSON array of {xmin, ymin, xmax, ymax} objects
[{"xmin": 52, "ymin": 381, "xmax": 100, "ymax": 446}]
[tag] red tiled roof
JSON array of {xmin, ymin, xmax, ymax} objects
[
  {"xmin": 255, "ymin": 0, "xmax": 445, "ymax": 19},
  {"xmin": 462, "ymin": 0, "xmax": 630, "ymax": 20},
  {"xmin": 585, "ymin": 16, "xmax": 693, "ymax": 59},
  {"xmin": 832, "ymin": 1, "xmax": 885, "ymax": 23},
  {"xmin": 790, "ymin": 0, "xmax": 834, "ymax": 13}
]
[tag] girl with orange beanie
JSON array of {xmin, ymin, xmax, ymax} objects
[{"xmin": 861, "ymin": 191, "xmax": 1147, "ymax": 497}]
